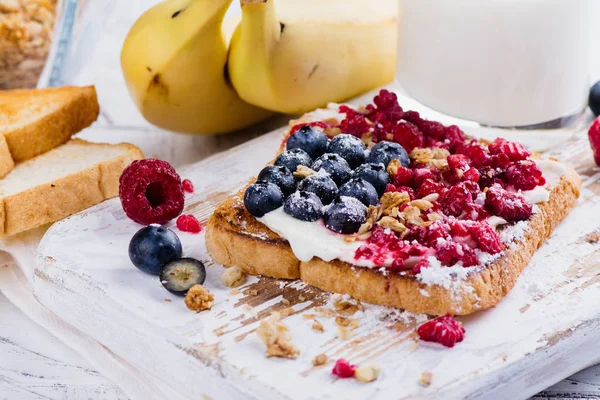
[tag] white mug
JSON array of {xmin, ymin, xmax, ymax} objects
[{"xmin": 396, "ymin": 0, "xmax": 592, "ymax": 128}]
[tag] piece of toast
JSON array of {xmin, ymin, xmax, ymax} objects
[
  {"xmin": 0, "ymin": 86, "xmax": 100, "ymax": 177},
  {"xmin": 205, "ymin": 107, "xmax": 581, "ymax": 316},
  {"xmin": 0, "ymin": 138, "xmax": 143, "ymax": 237}
]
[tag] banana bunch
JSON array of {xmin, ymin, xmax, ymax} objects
[{"xmin": 121, "ymin": 0, "xmax": 397, "ymax": 134}]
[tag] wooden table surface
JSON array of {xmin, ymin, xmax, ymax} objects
[{"xmin": 2, "ymin": 1, "xmax": 600, "ymax": 399}]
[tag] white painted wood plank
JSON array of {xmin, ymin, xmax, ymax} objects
[{"xmin": 0, "ymin": 289, "xmax": 125, "ymax": 400}]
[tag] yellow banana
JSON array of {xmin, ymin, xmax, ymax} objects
[
  {"xmin": 228, "ymin": 0, "xmax": 398, "ymax": 114},
  {"xmin": 121, "ymin": 0, "xmax": 272, "ymax": 135}
]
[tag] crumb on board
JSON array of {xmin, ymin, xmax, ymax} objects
[
  {"xmin": 248, "ymin": 289, "xmax": 258, "ymax": 296},
  {"xmin": 230, "ymin": 288, "xmax": 241, "ymax": 295},
  {"xmin": 214, "ymin": 328, "xmax": 225, "ymax": 336},
  {"xmin": 298, "ymin": 294, "xmax": 306, "ymax": 302},
  {"xmin": 280, "ymin": 306, "xmax": 294, "ymax": 317},
  {"xmin": 164, "ymin": 298, "xmax": 172, "ymax": 303},
  {"xmin": 256, "ymin": 312, "xmax": 300, "ymax": 359},
  {"xmin": 337, "ymin": 326, "xmax": 354, "ymax": 340},
  {"xmin": 355, "ymin": 363, "xmax": 381, "ymax": 383},
  {"xmin": 334, "ymin": 295, "xmax": 364, "ymax": 316},
  {"xmin": 587, "ymin": 231, "xmax": 600, "ymax": 243},
  {"xmin": 312, "ymin": 320, "xmax": 324, "ymax": 332},
  {"xmin": 315, "ymin": 307, "xmax": 336, "ymax": 318},
  {"xmin": 185, "ymin": 285, "xmax": 214, "ymax": 312},
  {"xmin": 282, "ymin": 298, "xmax": 291, "ymax": 306},
  {"xmin": 313, "ymin": 353, "xmax": 328, "ymax": 366},
  {"xmin": 335, "ymin": 316, "xmax": 350, "ymax": 327},
  {"xmin": 221, "ymin": 266, "xmax": 246, "ymax": 288},
  {"xmin": 420, "ymin": 371, "xmax": 433, "ymax": 387},
  {"xmin": 303, "ymin": 313, "xmax": 316, "ymax": 320}
]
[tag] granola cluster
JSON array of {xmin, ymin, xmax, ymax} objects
[
  {"xmin": 184, "ymin": 284, "xmax": 214, "ymax": 312},
  {"xmin": 0, "ymin": 0, "xmax": 57, "ymax": 89}
]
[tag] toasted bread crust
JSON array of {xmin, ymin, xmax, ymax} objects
[
  {"xmin": 205, "ymin": 165, "xmax": 581, "ymax": 315},
  {"xmin": 2, "ymin": 86, "xmax": 100, "ymax": 162},
  {"xmin": 0, "ymin": 139, "xmax": 144, "ymax": 237}
]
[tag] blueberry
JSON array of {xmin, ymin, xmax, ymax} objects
[
  {"xmin": 244, "ymin": 181, "xmax": 284, "ymax": 217},
  {"xmin": 590, "ymin": 81, "xmax": 600, "ymax": 117},
  {"xmin": 286, "ymin": 125, "xmax": 328, "ymax": 158},
  {"xmin": 324, "ymin": 196, "xmax": 367, "ymax": 234},
  {"xmin": 257, "ymin": 165, "xmax": 295, "ymax": 196},
  {"xmin": 160, "ymin": 258, "xmax": 206, "ymax": 296},
  {"xmin": 367, "ymin": 141, "xmax": 409, "ymax": 168},
  {"xmin": 311, "ymin": 153, "xmax": 352, "ymax": 185},
  {"xmin": 328, "ymin": 134, "xmax": 367, "ymax": 168},
  {"xmin": 338, "ymin": 178, "xmax": 379, "ymax": 206},
  {"xmin": 129, "ymin": 225, "xmax": 182, "ymax": 275},
  {"xmin": 298, "ymin": 173, "xmax": 338, "ymax": 205},
  {"xmin": 284, "ymin": 191, "xmax": 324, "ymax": 222},
  {"xmin": 354, "ymin": 163, "xmax": 390, "ymax": 196},
  {"xmin": 274, "ymin": 148, "xmax": 313, "ymax": 174}
]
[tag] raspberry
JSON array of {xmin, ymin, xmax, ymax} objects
[
  {"xmin": 443, "ymin": 125, "xmax": 465, "ymax": 142},
  {"xmin": 182, "ymin": 179, "xmax": 194, "ymax": 193},
  {"xmin": 393, "ymin": 121, "xmax": 424, "ymax": 152},
  {"xmin": 417, "ymin": 120, "xmax": 446, "ymax": 140},
  {"xmin": 439, "ymin": 182, "xmax": 473, "ymax": 217},
  {"xmin": 436, "ymin": 241, "xmax": 478, "ymax": 267},
  {"xmin": 461, "ymin": 203, "xmax": 488, "ymax": 221},
  {"xmin": 485, "ymin": 153, "xmax": 511, "ymax": 169},
  {"xmin": 455, "ymin": 141, "xmax": 489, "ymax": 167},
  {"xmin": 588, "ymin": 117, "xmax": 600, "ymax": 166},
  {"xmin": 384, "ymin": 183, "xmax": 397, "ymax": 193},
  {"xmin": 478, "ymin": 166, "xmax": 505, "ymax": 189},
  {"xmin": 176, "ymin": 214, "xmax": 202, "ymax": 234},
  {"xmin": 462, "ymin": 168, "xmax": 480, "ymax": 182},
  {"xmin": 488, "ymin": 138, "xmax": 531, "ymax": 161},
  {"xmin": 484, "ymin": 184, "xmax": 532, "ymax": 222},
  {"xmin": 373, "ymin": 89, "xmax": 403, "ymax": 116},
  {"xmin": 339, "ymin": 113, "xmax": 371, "ymax": 138},
  {"xmin": 417, "ymin": 315, "xmax": 465, "ymax": 348},
  {"xmin": 119, "ymin": 159, "xmax": 185, "ymax": 225},
  {"xmin": 414, "ymin": 167, "xmax": 440, "ymax": 187},
  {"xmin": 418, "ymin": 178, "xmax": 446, "ymax": 198},
  {"xmin": 332, "ymin": 359, "xmax": 357, "ymax": 378},
  {"xmin": 505, "ymin": 161, "xmax": 546, "ymax": 191},
  {"xmin": 393, "ymin": 166, "xmax": 414, "ymax": 186},
  {"xmin": 412, "ymin": 259, "xmax": 430, "ymax": 274},
  {"xmin": 469, "ymin": 222, "xmax": 502, "ymax": 254}
]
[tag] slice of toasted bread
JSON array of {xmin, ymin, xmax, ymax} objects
[
  {"xmin": 0, "ymin": 86, "xmax": 100, "ymax": 165},
  {"xmin": 206, "ymin": 164, "xmax": 580, "ymax": 315},
  {"xmin": 0, "ymin": 139, "xmax": 143, "ymax": 237},
  {"xmin": 206, "ymin": 101, "xmax": 582, "ymax": 316}
]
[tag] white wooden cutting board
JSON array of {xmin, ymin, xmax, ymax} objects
[{"xmin": 30, "ymin": 125, "xmax": 600, "ymax": 400}]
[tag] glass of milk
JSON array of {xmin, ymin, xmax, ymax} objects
[{"xmin": 396, "ymin": 0, "xmax": 592, "ymax": 129}]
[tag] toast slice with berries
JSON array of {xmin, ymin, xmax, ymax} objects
[
  {"xmin": 0, "ymin": 139, "xmax": 143, "ymax": 237},
  {"xmin": 0, "ymin": 86, "xmax": 100, "ymax": 178},
  {"xmin": 206, "ymin": 91, "xmax": 581, "ymax": 316}
]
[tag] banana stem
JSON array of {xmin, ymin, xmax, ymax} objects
[{"xmin": 239, "ymin": 0, "xmax": 280, "ymax": 50}]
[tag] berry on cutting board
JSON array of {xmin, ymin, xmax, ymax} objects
[
  {"xmin": 244, "ymin": 181, "xmax": 284, "ymax": 217},
  {"xmin": 353, "ymin": 163, "xmax": 390, "ymax": 197},
  {"xmin": 119, "ymin": 159, "xmax": 185, "ymax": 225},
  {"xmin": 274, "ymin": 148, "xmax": 313, "ymax": 175},
  {"xmin": 311, "ymin": 153, "xmax": 352, "ymax": 185},
  {"xmin": 589, "ymin": 117, "xmax": 600, "ymax": 167},
  {"xmin": 182, "ymin": 179, "xmax": 194, "ymax": 193},
  {"xmin": 297, "ymin": 173, "xmax": 338, "ymax": 205},
  {"xmin": 324, "ymin": 196, "xmax": 367, "ymax": 234},
  {"xmin": 367, "ymin": 141, "xmax": 409, "ymax": 168},
  {"xmin": 590, "ymin": 81, "xmax": 600, "ymax": 117},
  {"xmin": 286, "ymin": 125, "xmax": 328, "ymax": 158},
  {"xmin": 284, "ymin": 191, "xmax": 324, "ymax": 222},
  {"xmin": 160, "ymin": 258, "xmax": 206, "ymax": 296},
  {"xmin": 338, "ymin": 177, "xmax": 379, "ymax": 207},
  {"xmin": 328, "ymin": 134, "xmax": 367, "ymax": 169},
  {"xmin": 129, "ymin": 225, "xmax": 183, "ymax": 275},
  {"xmin": 177, "ymin": 214, "xmax": 202, "ymax": 233},
  {"xmin": 257, "ymin": 165, "xmax": 296, "ymax": 196}
]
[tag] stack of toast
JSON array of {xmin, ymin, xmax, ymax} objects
[{"xmin": 0, "ymin": 86, "xmax": 143, "ymax": 237}]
